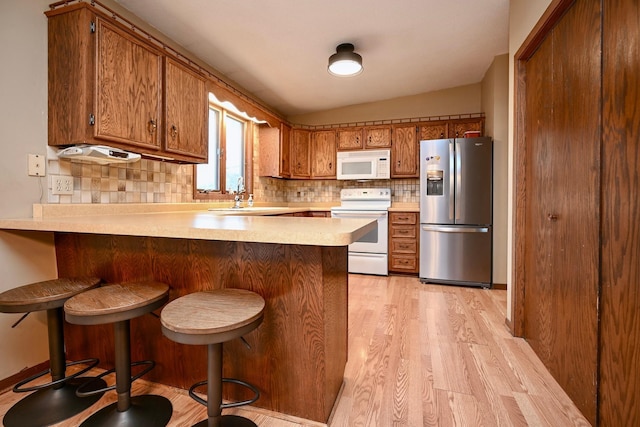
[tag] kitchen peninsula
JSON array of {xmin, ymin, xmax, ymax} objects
[{"xmin": 0, "ymin": 205, "xmax": 376, "ymax": 423}]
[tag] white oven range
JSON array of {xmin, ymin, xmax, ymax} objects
[{"xmin": 331, "ymin": 188, "xmax": 391, "ymax": 276}]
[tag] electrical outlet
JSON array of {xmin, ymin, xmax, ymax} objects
[
  {"xmin": 28, "ymin": 154, "xmax": 46, "ymax": 176},
  {"xmin": 52, "ymin": 175, "xmax": 74, "ymax": 195}
]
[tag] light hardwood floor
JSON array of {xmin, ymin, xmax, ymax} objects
[{"xmin": 0, "ymin": 274, "xmax": 591, "ymax": 426}]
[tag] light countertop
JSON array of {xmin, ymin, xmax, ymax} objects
[{"xmin": 0, "ymin": 205, "xmax": 375, "ymax": 247}]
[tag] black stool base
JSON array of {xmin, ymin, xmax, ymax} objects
[
  {"xmin": 79, "ymin": 394, "xmax": 172, "ymax": 427},
  {"xmin": 194, "ymin": 414, "xmax": 258, "ymax": 427},
  {"xmin": 3, "ymin": 377, "xmax": 107, "ymax": 427}
]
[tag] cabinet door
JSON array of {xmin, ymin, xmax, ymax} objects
[
  {"xmin": 391, "ymin": 125, "xmax": 418, "ymax": 178},
  {"xmin": 311, "ymin": 130, "xmax": 337, "ymax": 178},
  {"xmin": 337, "ymin": 128, "xmax": 363, "ymax": 150},
  {"xmin": 280, "ymin": 123, "xmax": 291, "ymax": 177},
  {"xmin": 419, "ymin": 122, "xmax": 448, "ymax": 140},
  {"xmin": 364, "ymin": 126, "xmax": 391, "ymax": 148},
  {"xmin": 290, "ymin": 129, "xmax": 310, "ymax": 178},
  {"xmin": 448, "ymin": 118, "xmax": 484, "ymax": 138},
  {"xmin": 95, "ymin": 17, "xmax": 162, "ymax": 149},
  {"xmin": 164, "ymin": 58, "xmax": 208, "ymax": 161}
]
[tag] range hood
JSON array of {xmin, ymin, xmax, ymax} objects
[{"xmin": 57, "ymin": 145, "xmax": 141, "ymax": 165}]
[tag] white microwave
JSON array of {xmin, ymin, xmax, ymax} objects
[{"xmin": 336, "ymin": 149, "xmax": 391, "ymax": 180}]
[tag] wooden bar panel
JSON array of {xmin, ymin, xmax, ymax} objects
[{"xmin": 55, "ymin": 233, "xmax": 348, "ymax": 423}]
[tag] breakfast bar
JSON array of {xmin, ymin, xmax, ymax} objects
[{"xmin": 0, "ymin": 207, "xmax": 375, "ymax": 423}]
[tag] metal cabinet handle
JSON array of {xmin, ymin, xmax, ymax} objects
[
  {"xmin": 170, "ymin": 124, "xmax": 178, "ymax": 138},
  {"xmin": 547, "ymin": 213, "xmax": 558, "ymax": 221}
]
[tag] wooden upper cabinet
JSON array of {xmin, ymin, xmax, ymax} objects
[
  {"xmin": 164, "ymin": 58, "xmax": 208, "ymax": 161},
  {"xmin": 419, "ymin": 122, "xmax": 449, "ymax": 140},
  {"xmin": 448, "ymin": 118, "xmax": 484, "ymax": 138},
  {"xmin": 364, "ymin": 126, "xmax": 392, "ymax": 148},
  {"xmin": 258, "ymin": 122, "xmax": 291, "ymax": 178},
  {"xmin": 46, "ymin": 4, "xmax": 208, "ymax": 163},
  {"xmin": 311, "ymin": 130, "xmax": 336, "ymax": 178},
  {"xmin": 336, "ymin": 128, "xmax": 363, "ymax": 150},
  {"xmin": 290, "ymin": 129, "xmax": 310, "ymax": 178},
  {"xmin": 94, "ymin": 17, "xmax": 162, "ymax": 150},
  {"xmin": 337, "ymin": 126, "xmax": 392, "ymax": 150},
  {"xmin": 391, "ymin": 124, "xmax": 419, "ymax": 178},
  {"xmin": 280, "ymin": 123, "xmax": 291, "ymax": 177}
]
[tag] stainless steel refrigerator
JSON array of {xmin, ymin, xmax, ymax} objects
[{"xmin": 419, "ymin": 137, "xmax": 493, "ymax": 287}]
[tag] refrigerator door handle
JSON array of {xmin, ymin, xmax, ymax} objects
[
  {"xmin": 421, "ymin": 225, "xmax": 489, "ymax": 233},
  {"xmin": 455, "ymin": 140, "xmax": 462, "ymax": 220},
  {"xmin": 449, "ymin": 141, "xmax": 455, "ymax": 220}
]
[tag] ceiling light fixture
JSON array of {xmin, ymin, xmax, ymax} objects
[{"xmin": 328, "ymin": 43, "xmax": 363, "ymax": 77}]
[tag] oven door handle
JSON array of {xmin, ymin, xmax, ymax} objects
[{"xmin": 331, "ymin": 211, "xmax": 387, "ymax": 219}]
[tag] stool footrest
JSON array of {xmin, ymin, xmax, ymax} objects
[
  {"xmin": 189, "ymin": 377, "xmax": 260, "ymax": 409},
  {"xmin": 76, "ymin": 359, "xmax": 156, "ymax": 397},
  {"xmin": 13, "ymin": 358, "xmax": 100, "ymax": 393}
]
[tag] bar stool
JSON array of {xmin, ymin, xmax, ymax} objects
[
  {"xmin": 161, "ymin": 288, "xmax": 265, "ymax": 427},
  {"xmin": 64, "ymin": 281, "xmax": 172, "ymax": 427},
  {"xmin": 0, "ymin": 277, "xmax": 106, "ymax": 427}
]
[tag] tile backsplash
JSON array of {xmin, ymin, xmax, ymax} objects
[
  {"xmin": 46, "ymin": 158, "xmax": 419, "ymax": 205},
  {"xmin": 47, "ymin": 157, "xmax": 194, "ymax": 204}
]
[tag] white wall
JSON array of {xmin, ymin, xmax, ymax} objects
[
  {"xmin": 0, "ymin": 0, "xmax": 58, "ymax": 381},
  {"xmin": 288, "ymin": 83, "xmax": 482, "ymax": 125},
  {"xmin": 482, "ymin": 54, "xmax": 509, "ymax": 285},
  {"xmin": 506, "ymin": 0, "xmax": 553, "ymax": 321}
]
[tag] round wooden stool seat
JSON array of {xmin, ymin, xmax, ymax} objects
[
  {"xmin": 0, "ymin": 277, "xmax": 105, "ymax": 427},
  {"xmin": 64, "ymin": 281, "xmax": 169, "ymax": 325},
  {"xmin": 161, "ymin": 288, "xmax": 265, "ymax": 344},
  {"xmin": 64, "ymin": 281, "xmax": 172, "ymax": 427},
  {"xmin": 161, "ymin": 289, "xmax": 265, "ymax": 427},
  {"xmin": 0, "ymin": 277, "xmax": 101, "ymax": 313}
]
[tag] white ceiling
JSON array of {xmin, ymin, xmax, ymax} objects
[{"xmin": 113, "ymin": 0, "xmax": 510, "ymax": 117}]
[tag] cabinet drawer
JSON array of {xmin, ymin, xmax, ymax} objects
[
  {"xmin": 390, "ymin": 225, "xmax": 417, "ymax": 239},
  {"xmin": 391, "ymin": 240, "xmax": 417, "ymax": 254},
  {"xmin": 390, "ymin": 255, "xmax": 418, "ymax": 272},
  {"xmin": 390, "ymin": 212, "xmax": 417, "ymax": 225}
]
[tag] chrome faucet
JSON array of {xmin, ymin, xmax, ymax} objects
[{"xmin": 233, "ymin": 176, "xmax": 245, "ymax": 208}]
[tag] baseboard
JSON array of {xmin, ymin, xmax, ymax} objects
[
  {"xmin": 492, "ymin": 282, "xmax": 507, "ymax": 290},
  {"xmin": 505, "ymin": 317, "xmax": 514, "ymax": 335},
  {"xmin": 0, "ymin": 361, "xmax": 49, "ymax": 393}
]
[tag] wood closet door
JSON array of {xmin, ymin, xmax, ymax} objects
[
  {"xmin": 600, "ymin": 0, "xmax": 640, "ymax": 425},
  {"xmin": 523, "ymin": 0, "xmax": 601, "ymax": 424}
]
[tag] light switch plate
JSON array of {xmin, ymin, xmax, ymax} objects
[{"xmin": 28, "ymin": 154, "xmax": 45, "ymax": 177}]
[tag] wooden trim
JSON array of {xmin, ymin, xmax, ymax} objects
[
  {"xmin": 492, "ymin": 283, "xmax": 507, "ymax": 290},
  {"xmin": 0, "ymin": 361, "xmax": 49, "ymax": 393},
  {"xmin": 511, "ymin": 0, "xmax": 576, "ymax": 338},
  {"xmin": 514, "ymin": 0, "xmax": 577, "ymax": 61},
  {"xmin": 293, "ymin": 112, "xmax": 485, "ymax": 131}
]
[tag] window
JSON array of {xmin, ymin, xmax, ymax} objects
[{"xmin": 195, "ymin": 104, "xmax": 253, "ymax": 200}]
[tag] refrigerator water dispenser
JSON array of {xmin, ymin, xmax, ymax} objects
[{"xmin": 426, "ymin": 170, "xmax": 444, "ymax": 196}]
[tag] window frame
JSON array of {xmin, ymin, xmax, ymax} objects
[{"xmin": 193, "ymin": 104, "xmax": 253, "ymax": 201}]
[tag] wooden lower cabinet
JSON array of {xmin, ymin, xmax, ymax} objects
[{"xmin": 388, "ymin": 212, "xmax": 419, "ymax": 274}]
